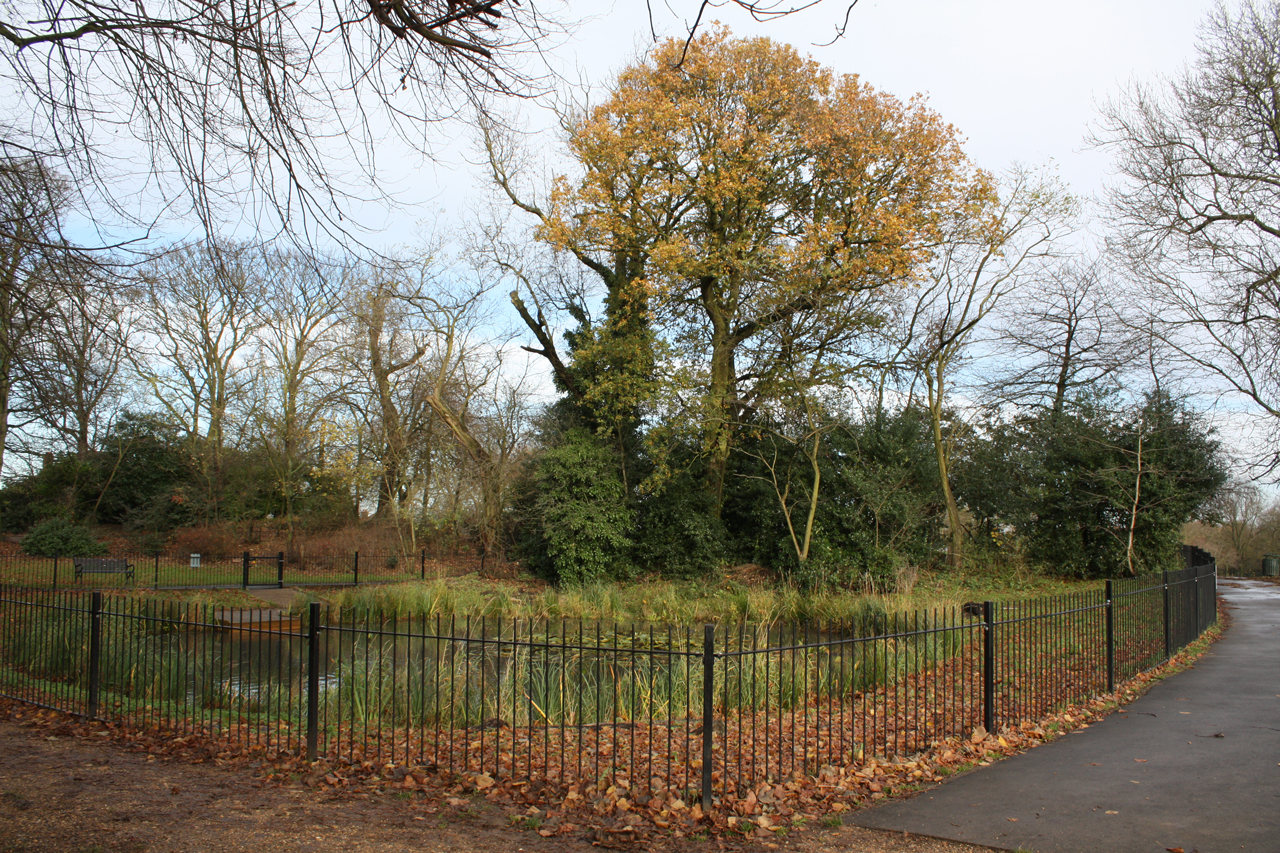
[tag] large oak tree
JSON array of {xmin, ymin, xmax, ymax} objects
[{"xmin": 494, "ymin": 30, "xmax": 997, "ymax": 515}]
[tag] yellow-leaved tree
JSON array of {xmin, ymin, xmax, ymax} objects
[{"xmin": 491, "ymin": 28, "xmax": 999, "ymax": 518}]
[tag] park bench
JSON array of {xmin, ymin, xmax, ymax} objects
[{"xmin": 73, "ymin": 558, "xmax": 134, "ymax": 582}]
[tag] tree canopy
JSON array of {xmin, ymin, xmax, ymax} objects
[
  {"xmin": 495, "ymin": 29, "xmax": 997, "ymax": 514},
  {"xmin": 2, "ymin": 0, "xmax": 869, "ymax": 246}
]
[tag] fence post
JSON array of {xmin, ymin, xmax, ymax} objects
[
  {"xmin": 87, "ymin": 590, "xmax": 103, "ymax": 720},
  {"xmin": 153, "ymin": 553, "xmax": 160, "ymax": 590},
  {"xmin": 1162, "ymin": 570, "xmax": 1172, "ymax": 660},
  {"xmin": 277, "ymin": 552, "xmax": 285, "ymax": 589},
  {"xmin": 701, "ymin": 624, "xmax": 715, "ymax": 813},
  {"xmin": 982, "ymin": 601, "xmax": 995, "ymax": 734},
  {"xmin": 1105, "ymin": 580, "xmax": 1115, "ymax": 694},
  {"xmin": 1210, "ymin": 562, "xmax": 1218, "ymax": 626},
  {"xmin": 420, "ymin": 548, "xmax": 426, "ymax": 581},
  {"xmin": 52, "ymin": 555, "xmax": 58, "ymax": 591},
  {"xmin": 1193, "ymin": 567, "xmax": 1201, "ymax": 637},
  {"xmin": 306, "ymin": 602, "xmax": 321, "ymax": 761},
  {"xmin": 242, "ymin": 551, "xmax": 250, "ymax": 590},
  {"xmin": 353, "ymin": 551, "xmax": 360, "ymax": 587}
]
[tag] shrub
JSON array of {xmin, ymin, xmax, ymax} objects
[
  {"xmin": 633, "ymin": 482, "xmax": 727, "ymax": 580},
  {"xmin": 525, "ymin": 428, "xmax": 634, "ymax": 586},
  {"xmin": 22, "ymin": 518, "xmax": 108, "ymax": 557}
]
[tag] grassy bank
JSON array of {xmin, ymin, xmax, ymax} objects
[{"xmin": 297, "ymin": 566, "xmax": 1089, "ymax": 625}]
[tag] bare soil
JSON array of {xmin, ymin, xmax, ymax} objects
[{"xmin": 0, "ymin": 712, "xmax": 992, "ymax": 853}]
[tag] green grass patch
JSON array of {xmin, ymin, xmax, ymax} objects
[{"xmin": 303, "ymin": 569, "xmax": 1089, "ymax": 627}]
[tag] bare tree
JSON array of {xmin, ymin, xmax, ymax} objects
[
  {"xmin": 135, "ymin": 241, "xmax": 264, "ymax": 513},
  {"xmin": 0, "ymin": 157, "xmax": 76, "ymax": 475},
  {"xmin": 1211, "ymin": 478, "xmax": 1268, "ymax": 571},
  {"xmin": 18, "ymin": 270, "xmax": 131, "ymax": 459},
  {"xmin": 1096, "ymin": 0, "xmax": 1280, "ymax": 474},
  {"xmin": 341, "ymin": 248, "xmax": 532, "ymax": 555},
  {"xmin": 250, "ymin": 251, "xmax": 350, "ymax": 550},
  {"xmin": 987, "ymin": 256, "xmax": 1136, "ymax": 416},
  {"xmin": 346, "ymin": 260, "xmax": 440, "ymax": 524},
  {"xmin": 894, "ymin": 166, "xmax": 1073, "ymax": 568},
  {"xmin": 1, "ymin": 0, "xmax": 564, "ymax": 244}
]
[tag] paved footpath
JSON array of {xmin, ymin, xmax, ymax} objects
[{"xmin": 850, "ymin": 579, "xmax": 1280, "ymax": 853}]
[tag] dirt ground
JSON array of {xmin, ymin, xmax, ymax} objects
[{"xmin": 0, "ymin": 713, "xmax": 993, "ymax": 853}]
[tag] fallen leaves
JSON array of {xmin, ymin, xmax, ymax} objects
[{"xmin": 0, "ymin": 604, "xmax": 1227, "ymax": 847}]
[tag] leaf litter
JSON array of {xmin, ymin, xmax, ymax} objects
[{"xmin": 0, "ymin": 614, "xmax": 1222, "ymax": 846}]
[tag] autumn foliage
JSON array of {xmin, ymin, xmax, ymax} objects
[{"xmin": 532, "ymin": 29, "xmax": 996, "ymax": 512}]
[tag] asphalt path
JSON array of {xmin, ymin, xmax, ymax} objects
[{"xmin": 849, "ymin": 579, "xmax": 1280, "ymax": 853}]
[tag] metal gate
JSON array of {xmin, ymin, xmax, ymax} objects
[{"xmin": 241, "ymin": 551, "xmax": 285, "ymax": 588}]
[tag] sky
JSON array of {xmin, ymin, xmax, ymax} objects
[
  {"xmin": 366, "ymin": 0, "xmax": 1278, "ymax": 482},
  {"xmin": 77, "ymin": 0, "xmax": 1214, "ymax": 253},
  {"xmin": 558, "ymin": 0, "xmax": 1277, "ymax": 485},
  {"xmin": 42, "ymin": 0, "xmax": 1269, "ymax": 481},
  {"xmin": 384, "ymin": 0, "xmax": 1214, "ymax": 239}
]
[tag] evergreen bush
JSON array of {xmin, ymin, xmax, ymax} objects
[{"xmin": 21, "ymin": 518, "xmax": 108, "ymax": 557}]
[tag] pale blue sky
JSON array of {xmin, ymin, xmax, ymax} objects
[{"xmin": 379, "ymin": 0, "xmax": 1214, "ymax": 242}]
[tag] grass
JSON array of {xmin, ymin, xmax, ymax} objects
[
  {"xmin": 0, "ymin": 552, "xmax": 427, "ymax": 593},
  {"xmin": 301, "ymin": 567, "xmax": 1091, "ymax": 627},
  {"xmin": 0, "ymin": 545, "xmax": 1121, "ymax": 628},
  {"xmin": 116, "ymin": 588, "xmax": 272, "ymax": 608}
]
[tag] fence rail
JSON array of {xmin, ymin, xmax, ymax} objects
[
  {"xmin": 0, "ymin": 550, "xmax": 458, "ymax": 591},
  {"xmin": 0, "ymin": 563, "xmax": 1218, "ymax": 811}
]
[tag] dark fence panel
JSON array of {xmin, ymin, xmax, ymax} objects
[
  {"xmin": 0, "ymin": 550, "xmax": 450, "ymax": 592},
  {"xmin": 0, "ymin": 587, "xmax": 308, "ymax": 755},
  {"xmin": 990, "ymin": 589, "xmax": 1108, "ymax": 727},
  {"xmin": 0, "ymin": 587, "xmax": 92, "ymax": 716},
  {"xmin": 1111, "ymin": 573, "xmax": 1166, "ymax": 681},
  {"xmin": 717, "ymin": 610, "xmax": 984, "ymax": 791},
  {"xmin": 314, "ymin": 612, "xmax": 705, "ymax": 798},
  {"xmin": 0, "ymin": 562, "xmax": 1218, "ymax": 810}
]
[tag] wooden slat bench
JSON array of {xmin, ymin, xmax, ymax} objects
[{"xmin": 73, "ymin": 558, "xmax": 135, "ymax": 582}]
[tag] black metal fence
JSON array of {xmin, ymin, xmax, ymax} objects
[
  {"xmin": 0, "ymin": 550, "xmax": 451, "ymax": 591},
  {"xmin": 0, "ymin": 564, "xmax": 1217, "ymax": 811}
]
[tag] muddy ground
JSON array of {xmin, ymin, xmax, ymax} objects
[{"xmin": 0, "ymin": 712, "xmax": 990, "ymax": 853}]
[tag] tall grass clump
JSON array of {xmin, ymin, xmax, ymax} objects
[{"xmin": 308, "ymin": 572, "xmax": 1063, "ymax": 629}]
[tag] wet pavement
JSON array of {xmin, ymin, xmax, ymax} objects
[{"xmin": 849, "ymin": 579, "xmax": 1280, "ymax": 852}]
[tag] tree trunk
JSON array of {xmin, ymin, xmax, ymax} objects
[
  {"xmin": 1126, "ymin": 429, "xmax": 1143, "ymax": 577},
  {"xmin": 702, "ymin": 275, "xmax": 737, "ymax": 517},
  {"xmin": 927, "ymin": 362, "xmax": 964, "ymax": 570}
]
